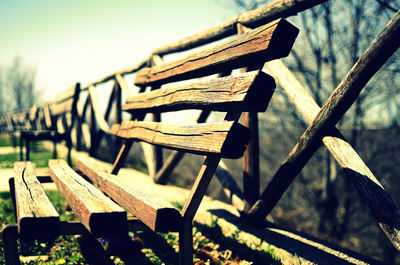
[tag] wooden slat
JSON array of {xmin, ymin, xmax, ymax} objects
[
  {"xmin": 135, "ymin": 18, "xmax": 298, "ymax": 86},
  {"xmin": 76, "ymin": 157, "xmax": 182, "ymax": 232},
  {"xmin": 13, "ymin": 162, "xmax": 59, "ymax": 241},
  {"xmin": 50, "ymin": 98, "xmax": 74, "ymax": 116},
  {"xmin": 124, "ymin": 71, "xmax": 275, "ymax": 113},
  {"xmin": 48, "ymin": 160, "xmax": 127, "ymax": 237},
  {"xmin": 88, "ymin": 86, "xmax": 110, "ymax": 132},
  {"xmin": 110, "ymin": 121, "xmax": 251, "ymax": 159}
]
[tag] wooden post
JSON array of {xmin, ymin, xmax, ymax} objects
[
  {"xmin": 237, "ymin": 23, "xmax": 261, "ymax": 209},
  {"xmin": 242, "ymin": 112, "xmax": 260, "ymax": 208},
  {"xmin": 89, "ymin": 97, "xmax": 97, "ymax": 157},
  {"xmin": 1, "ymin": 225, "xmax": 20, "ymax": 265},
  {"xmin": 115, "ymin": 79, "xmax": 123, "ymax": 158},
  {"xmin": 179, "ymin": 219, "xmax": 193, "ymax": 265}
]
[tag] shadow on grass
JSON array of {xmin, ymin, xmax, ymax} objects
[
  {"xmin": 194, "ymin": 221, "xmax": 280, "ymax": 265},
  {"xmin": 208, "ymin": 209, "xmax": 387, "ymax": 265}
]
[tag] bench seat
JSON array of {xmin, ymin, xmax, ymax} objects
[{"xmin": 77, "ymin": 156, "xmax": 183, "ymax": 232}]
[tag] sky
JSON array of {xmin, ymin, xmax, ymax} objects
[{"xmin": 0, "ymin": 0, "xmax": 236, "ymax": 101}]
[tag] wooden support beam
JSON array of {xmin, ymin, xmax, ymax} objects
[
  {"xmin": 115, "ymin": 73, "xmax": 132, "ymax": 98},
  {"xmin": 248, "ymin": 10, "xmax": 400, "ymax": 248},
  {"xmin": 88, "ymin": 86, "xmax": 110, "ymax": 132},
  {"xmin": 49, "ymin": 160, "xmax": 127, "ymax": 237},
  {"xmin": 181, "ymin": 154, "xmax": 222, "ymax": 221}
]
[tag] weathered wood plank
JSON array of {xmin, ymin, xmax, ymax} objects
[
  {"xmin": 124, "ymin": 71, "xmax": 275, "ymax": 113},
  {"xmin": 48, "ymin": 159, "xmax": 127, "ymax": 237},
  {"xmin": 135, "ymin": 19, "xmax": 298, "ymax": 86},
  {"xmin": 13, "ymin": 162, "xmax": 59, "ymax": 241},
  {"xmin": 249, "ymin": 10, "xmax": 400, "ymax": 248},
  {"xmin": 110, "ymin": 121, "xmax": 251, "ymax": 159},
  {"xmin": 76, "ymin": 157, "xmax": 182, "ymax": 232},
  {"xmin": 154, "ymin": 110, "xmax": 211, "ymax": 184}
]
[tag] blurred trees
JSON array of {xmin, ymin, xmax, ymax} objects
[
  {"xmin": 227, "ymin": 0, "xmax": 400, "ymax": 263},
  {"xmin": 1, "ymin": 55, "xmax": 40, "ymax": 112}
]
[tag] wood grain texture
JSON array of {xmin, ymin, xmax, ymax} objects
[
  {"xmin": 263, "ymin": 59, "xmax": 400, "ymax": 249},
  {"xmin": 110, "ymin": 121, "xmax": 251, "ymax": 159},
  {"xmin": 124, "ymin": 71, "xmax": 275, "ymax": 113},
  {"xmin": 48, "ymin": 159, "xmax": 127, "ymax": 237},
  {"xmin": 13, "ymin": 162, "xmax": 59, "ymax": 241},
  {"xmin": 76, "ymin": 157, "xmax": 182, "ymax": 232},
  {"xmin": 135, "ymin": 19, "xmax": 298, "ymax": 86}
]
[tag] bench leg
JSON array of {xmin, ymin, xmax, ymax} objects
[
  {"xmin": 1, "ymin": 225, "xmax": 21, "ymax": 265},
  {"xmin": 179, "ymin": 220, "xmax": 193, "ymax": 265},
  {"xmin": 66, "ymin": 137, "xmax": 72, "ymax": 166},
  {"xmin": 8, "ymin": 178, "xmax": 17, "ymax": 222},
  {"xmin": 25, "ymin": 139, "xmax": 30, "ymax": 161},
  {"xmin": 53, "ymin": 141, "xmax": 57, "ymax": 159},
  {"xmin": 19, "ymin": 136, "xmax": 23, "ymax": 161}
]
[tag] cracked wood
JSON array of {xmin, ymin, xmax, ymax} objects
[
  {"xmin": 13, "ymin": 161, "xmax": 59, "ymax": 241},
  {"xmin": 76, "ymin": 156, "xmax": 182, "ymax": 232},
  {"xmin": 110, "ymin": 121, "xmax": 251, "ymax": 159},
  {"xmin": 48, "ymin": 159, "xmax": 127, "ymax": 237},
  {"xmin": 135, "ymin": 18, "xmax": 298, "ymax": 86},
  {"xmin": 124, "ymin": 71, "xmax": 275, "ymax": 113}
]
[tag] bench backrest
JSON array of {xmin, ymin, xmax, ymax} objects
[
  {"xmin": 43, "ymin": 83, "xmax": 81, "ymax": 132},
  {"xmin": 108, "ymin": 18, "xmax": 298, "ymax": 227}
]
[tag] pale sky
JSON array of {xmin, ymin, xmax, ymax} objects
[{"xmin": 0, "ymin": 0, "xmax": 235, "ymax": 101}]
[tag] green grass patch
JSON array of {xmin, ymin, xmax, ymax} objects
[
  {"xmin": 0, "ymin": 151, "xmax": 59, "ymax": 169},
  {"xmin": 0, "ymin": 134, "xmax": 15, "ymax": 147}
]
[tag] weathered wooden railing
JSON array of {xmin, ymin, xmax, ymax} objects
[{"xmin": 1, "ymin": 0, "xmax": 399, "ymax": 260}]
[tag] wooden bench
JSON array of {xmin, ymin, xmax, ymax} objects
[
  {"xmin": 17, "ymin": 83, "xmax": 81, "ymax": 164},
  {"xmin": 1, "ymin": 18, "xmax": 298, "ymax": 265}
]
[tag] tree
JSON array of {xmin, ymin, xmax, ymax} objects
[
  {"xmin": 226, "ymin": 0, "xmax": 400, "ymax": 262},
  {"xmin": 5, "ymin": 56, "xmax": 39, "ymax": 111}
]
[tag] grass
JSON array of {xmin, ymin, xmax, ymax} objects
[
  {"xmin": 0, "ymin": 151, "xmax": 57, "ymax": 169},
  {"xmin": 0, "ymin": 193, "xmax": 281, "ymax": 264},
  {"xmin": 0, "ymin": 134, "xmax": 16, "ymax": 147}
]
